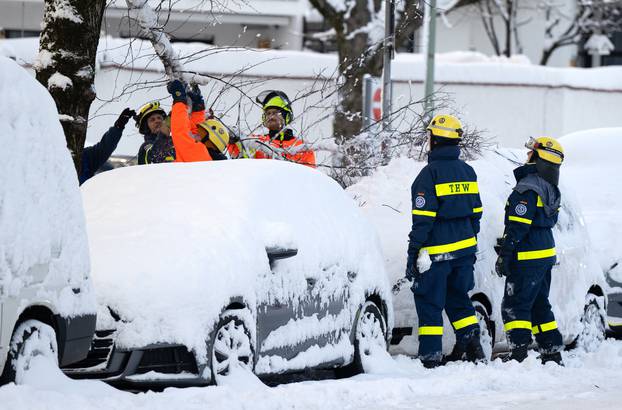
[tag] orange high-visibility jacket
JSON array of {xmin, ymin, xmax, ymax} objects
[
  {"xmin": 253, "ymin": 134, "xmax": 316, "ymax": 168},
  {"xmin": 170, "ymin": 102, "xmax": 212, "ymax": 162}
]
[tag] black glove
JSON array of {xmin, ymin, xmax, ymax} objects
[
  {"xmin": 405, "ymin": 248, "xmax": 420, "ymax": 281},
  {"xmin": 187, "ymin": 84, "xmax": 205, "ymax": 112},
  {"xmin": 495, "ymin": 255, "xmax": 511, "ymax": 277},
  {"xmin": 167, "ymin": 79, "xmax": 187, "ymax": 104},
  {"xmin": 114, "ymin": 108, "xmax": 136, "ymax": 130}
]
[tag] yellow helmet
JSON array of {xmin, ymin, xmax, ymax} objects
[
  {"xmin": 135, "ymin": 101, "xmax": 166, "ymax": 135},
  {"xmin": 197, "ymin": 119, "xmax": 230, "ymax": 153},
  {"xmin": 525, "ymin": 136, "xmax": 564, "ymax": 165},
  {"xmin": 427, "ymin": 114, "xmax": 463, "ymax": 140}
]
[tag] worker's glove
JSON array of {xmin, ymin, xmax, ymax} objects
[
  {"xmin": 495, "ymin": 254, "xmax": 511, "ymax": 277},
  {"xmin": 167, "ymin": 79, "xmax": 187, "ymax": 104},
  {"xmin": 188, "ymin": 84, "xmax": 205, "ymax": 112},
  {"xmin": 405, "ymin": 248, "xmax": 421, "ymax": 281},
  {"xmin": 494, "ymin": 237, "xmax": 505, "ymax": 256},
  {"xmin": 114, "ymin": 108, "xmax": 136, "ymax": 130}
]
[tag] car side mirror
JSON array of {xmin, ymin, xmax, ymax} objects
[{"xmin": 266, "ymin": 247, "xmax": 298, "ymax": 269}]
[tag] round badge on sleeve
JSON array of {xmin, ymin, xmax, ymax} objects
[
  {"xmin": 415, "ymin": 196, "xmax": 426, "ymax": 208},
  {"xmin": 515, "ymin": 204, "xmax": 528, "ymax": 216}
]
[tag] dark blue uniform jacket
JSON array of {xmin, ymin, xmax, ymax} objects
[
  {"xmin": 407, "ymin": 145, "xmax": 483, "ymax": 262},
  {"xmin": 79, "ymin": 126, "xmax": 122, "ymax": 185},
  {"xmin": 501, "ymin": 164, "xmax": 560, "ymax": 267}
]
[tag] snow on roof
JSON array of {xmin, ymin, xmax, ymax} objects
[
  {"xmin": 4, "ymin": 36, "xmax": 622, "ymax": 91},
  {"xmin": 81, "ymin": 159, "xmax": 389, "ymax": 360},
  {"xmin": 0, "ymin": 56, "xmax": 96, "ymax": 317}
]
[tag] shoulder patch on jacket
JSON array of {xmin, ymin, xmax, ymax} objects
[
  {"xmin": 515, "ymin": 203, "xmax": 528, "ymax": 216},
  {"xmin": 415, "ymin": 196, "xmax": 426, "ymax": 208}
]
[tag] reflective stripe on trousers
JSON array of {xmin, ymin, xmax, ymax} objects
[{"xmin": 532, "ymin": 320, "xmax": 558, "ymax": 335}]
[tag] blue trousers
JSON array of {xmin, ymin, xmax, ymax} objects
[
  {"xmin": 501, "ymin": 264, "xmax": 563, "ymax": 354},
  {"xmin": 412, "ymin": 255, "xmax": 480, "ymax": 362}
]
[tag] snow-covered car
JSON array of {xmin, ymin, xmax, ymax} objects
[
  {"xmin": 560, "ymin": 128, "xmax": 622, "ymax": 336},
  {"xmin": 347, "ymin": 148, "xmax": 608, "ymax": 357},
  {"xmin": 67, "ymin": 160, "xmax": 393, "ymax": 386},
  {"xmin": 0, "ymin": 57, "xmax": 97, "ymax": 384}
]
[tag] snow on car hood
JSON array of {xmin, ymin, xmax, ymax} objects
[
  {"xmin": 347, "ymin": 148, "xmax": 605, "ymax": 344},
  {"xmin": 0, "ymin": 56, "xmax": 95, "ymax": 318},
  {"xmin": 81, "ymin": 160, "xmax": 391, "ymax": 360}
]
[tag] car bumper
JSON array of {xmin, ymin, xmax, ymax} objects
[
  {"xmin": 55, "ymin": 313, "xmax": 97, "ymax": 367},
  {"xmin": 606, "ymin": 291, "xmax": 622, "ymax": 334},
  {"xmin": 64, "ymin": 334, "xmax": 208, "ymax": 387}
]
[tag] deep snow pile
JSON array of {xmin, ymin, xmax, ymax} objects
[
  {"xmin": 81, "ymin": 160, "xmax": 391, "ymax": 366},
  {"xmin": 560, "ymin": 128, "xmax": 622, "ymax": 283},
  {"xmin": 1, "ymin": 338, "xmax": 622, "ymax": 409},
  {"xmin": 0, "ymin": 56, "xmax": 96, "ymax": 316},
  {"xmin": 347, "ymin": 149, "xmax": 604, "ymax": 353}
]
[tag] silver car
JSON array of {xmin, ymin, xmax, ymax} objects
[{"xmin": 68, "ymin": 160, "xmax": 393, "ymax": 386}]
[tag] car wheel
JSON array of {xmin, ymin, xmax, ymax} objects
[
  {"xmin": 473, "ymin": 301, "xmax": 495, "ymax": 360},
  {"xmin": 571, "ymin": 295, "xmax": 606, "ymax": 352},
  {"xmin": 349, "ymin": 301, "xmax": 388, "ymax": 374},
  {"xmin": 1, "ymin": 320, "xmax": 58, "ymax": 385},
  {"xmin": 210, "ymin": 311, "xmax": 254, "ymax": 385}
]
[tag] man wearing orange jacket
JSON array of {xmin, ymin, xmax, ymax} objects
[
  {"xmin": 229, "ymin": 90, "xmax": 315, "ymax": 168},
  {"xmin": 167, "ymin": 79, "xmax": 212, "ymax": 162}
]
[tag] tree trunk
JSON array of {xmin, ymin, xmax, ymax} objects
[
  {"xmin": 333, "ymin": 0, "xmax": 384, "ymax": 143},
  {"xmin": 504, "ymin": 0, "xmax": 512, "ymax": 57},
  {"xmin": 35, "ymin": 0, "xmax": 106, "ymax": 174}
]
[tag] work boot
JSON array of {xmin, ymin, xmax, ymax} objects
[
  {"xmin": 422, "ymin": 360, "xmax": 442, "ymax": 369},
  {"xmin": 443, "ymin": 344, "xmax": 466, "ymax": 363},
  {"xmin": 466, "ymin": 339, "xmax": 487, "ymax": 364},
  {"xmin": 502, "ymin": 344, "xmax": 529, "ymax": 363},
  {"xmin": 540, "ymin": 352, "xmax": 564, "ymax": 366}
]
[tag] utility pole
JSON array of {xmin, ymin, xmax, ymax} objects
[
  {"xmin": 382, "ymin": 0, "xmax": 395, "ymax": 131},
  {"xmin": 423, "ymin": 0, "xmax": 437, "ymax": 116}
]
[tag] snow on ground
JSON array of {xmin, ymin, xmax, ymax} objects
[{"xmin": 1, "ymin": 339, "xmax": 622, "ymax": 409}]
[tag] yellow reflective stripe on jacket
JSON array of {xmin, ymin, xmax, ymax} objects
[
  {"xmin": 423, "ymin": 237, "xmax": 477, "ymax": 255},
  {"xmin": 419, "ymin": 326, "xmax": 443, "ymax": 336},
  {"xmin": 412, "ymin": 209, "xmax": 437, "ymax": 217},
  {"xmin": 508, "ymin": 215, "xmax": 532, "ymax": 225},
  {"xmin": 537, "ymin": 196, "xmax": 544, "ymax": 207},
  {"xmin": 532, "ymin": 320, "xmax": 558, "ymax": 335},
  {"xmin": 435, "ymin": 181, "xmax": 479, "ymax": 196},
  {"xmin": 516, "ymin": 248, "xmax": 556, "ymax": 261},
  {"xmin": 504, "ymin": 320, "xmax": 532, "ymax": 331},
  {"xmin": 473, "ymin": 207, "xmax": 483, "ymax": 214},
  {"xmin": 452, "ymin": 315, "xmax": 478, "ymax": 330}
]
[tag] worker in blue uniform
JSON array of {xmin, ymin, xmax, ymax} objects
[
  {"xmin": 405, "ymin": 114, "xmax": 486, "ymax": 368},
  {"xmin": 496, "ymin": 136, "xmax": 565, "ymax": 365}
]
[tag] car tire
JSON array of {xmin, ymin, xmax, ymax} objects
[
  {"xmin": 570, "ymin": 294, "xmax": 606, "ymax": 352},
  {"xmin": 1, "ymin": 320, "xmax": 58, "ymax": 385},
  {"xmin": 473, "ymin": 301, "xmax": 495, "ymax": 360},
  {"xmin": 210, "ymin": 310, "xmax": 255, "ymax": 385},
  {"xmin": 340, "ymin": 301, "xmax": 387, "ymax": 377}
]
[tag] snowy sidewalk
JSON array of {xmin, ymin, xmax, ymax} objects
[{"xmin": 1, "ymin": 339, "xmax": 621, "ymax": 410}]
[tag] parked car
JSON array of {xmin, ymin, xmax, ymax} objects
[
  {"xmin": 0, "ymin": 56, "xmax": 97, "ymax": 385},
  {"xmin": 560, "ymin": 128, "xmax": 622, "ymax": 336},
  {"xmin": 67, "ymin": 160, "xmax": 393, "ymax": 386},
  {"xmin": 347, "ymin": 147, "xmax": 608, "ymax": 357}
]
